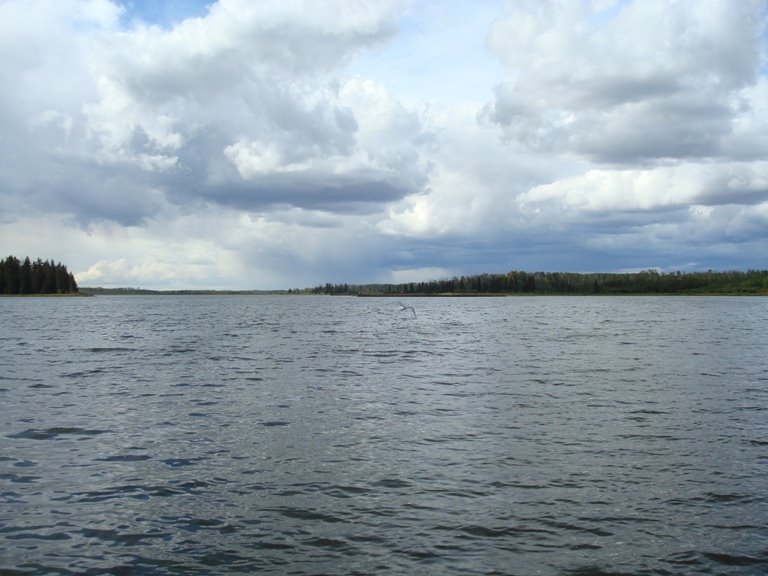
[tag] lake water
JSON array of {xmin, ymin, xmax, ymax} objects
[{"xmin": 1, "ymin": 295, "xmax": 767, "ymax": 575}]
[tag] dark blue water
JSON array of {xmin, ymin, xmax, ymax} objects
[{"xmin": 1, "ymin": 295, "xmax": 767, "ymax": 575}]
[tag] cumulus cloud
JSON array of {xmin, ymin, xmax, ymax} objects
[
  {"xmin": 518, "ymin": 162, "xmax": 768, "ymax": 215},
  {"xmin": 1, "ymin": 0, "xmax": 426, "ymax": 226},
  {"xmin": 81, "ymin": 0, "xmax": 428, "ymax": 215},
  {"xmin": 379, "ymin": 1, "xmax": 768, "ymax": 262},
  {"xmin": 483, "ymin": 0, "xmax": 767, "ymax": 163}
]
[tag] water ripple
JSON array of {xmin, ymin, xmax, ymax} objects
[{"xmin": 0, "ymin": 295, "xmax": 766, "ymax": 575}]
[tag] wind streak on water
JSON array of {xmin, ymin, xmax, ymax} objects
[{"xmin": 1, "ymin": 295, "xmax": 767, "ymax": 575}]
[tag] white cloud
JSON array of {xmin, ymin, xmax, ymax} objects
[
  {"xmin": 520, "ymin": 169, "xmax": 687, "ymax": 215},
  {"xmin": 79, "ymin": 0, "xmax": 422, "ymax": 204},
  {"xmin": 219, "ymin": 77, "xmax": 429, "ymax": 202},
  {"xmin": 484, "ymin": 0, "xmax": 767, "ymax": 163}
]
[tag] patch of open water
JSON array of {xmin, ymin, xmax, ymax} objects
[{"xmin": 1, "ymin": 295, "xmax": 767, "ymax": 574}]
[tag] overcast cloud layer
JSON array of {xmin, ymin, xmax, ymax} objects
[{"xmin": 1, "ymin": 0, "xmax": 767, "ymax": 289}]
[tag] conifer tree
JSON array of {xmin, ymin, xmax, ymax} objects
[{"xmin": 0, "ymin": 256, "xmax": 78, "ymax": 294}]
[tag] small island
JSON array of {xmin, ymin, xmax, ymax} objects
[{"xmin": 1, "ymin": 256, "xmax": 79, "ymax": 295}]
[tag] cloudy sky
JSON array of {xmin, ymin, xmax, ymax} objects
[{"xmin": 1, "ymin": 0, "xmax": 767, "ymax": 289}]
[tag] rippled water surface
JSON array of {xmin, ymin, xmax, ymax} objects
[{"xmin": 1, "ymin": 295, "xmax": 767, "ymax": 575}]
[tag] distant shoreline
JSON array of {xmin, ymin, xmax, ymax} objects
[
  {"xmin": 65, "ymin": 269, "xmax": 768, "ymax": 297},
  {"xmin": 79, "ymin": 288, "xmax": 292, "ymax": 296},
  {"xmin": 69, "ymin": 289, "xmax": 768, "ymax": 297},
  {"xmin": 0, "ymin": 293, "xmax": 91, "ymax": 297}
]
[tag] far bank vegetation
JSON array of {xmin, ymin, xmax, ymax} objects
[{"xmin": 312, "ymin": 269, "xmax": 768, "ymax": 296}]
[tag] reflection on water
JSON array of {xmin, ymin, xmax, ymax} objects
[{"xmin": 1, "ymin": 295, "xmax": 767, "ymax": 575}]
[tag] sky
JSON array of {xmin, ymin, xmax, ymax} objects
[{"xmin": 1, "ymin": 0, "xmax": 767, "ymax": 290}]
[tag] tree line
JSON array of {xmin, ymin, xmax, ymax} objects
[
  {"xmin": 311, "ymin": 269, "xmax": 768, "ymax": 296},
  {"xmin": 1, "ymin": 256, "xmax": 78, "ymax": 295}
]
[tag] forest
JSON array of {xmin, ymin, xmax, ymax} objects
[
  {"xmin": 312, "ymin": 269, "xmax": 768, "ymax": 296},
  {"xmin": 1, "ymin": 256, "xmax": 79, "ymax": 295}
]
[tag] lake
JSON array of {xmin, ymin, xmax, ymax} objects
[{"xmin": 1, "ymin": 295, "xmax": 767, "ymax": 575}]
